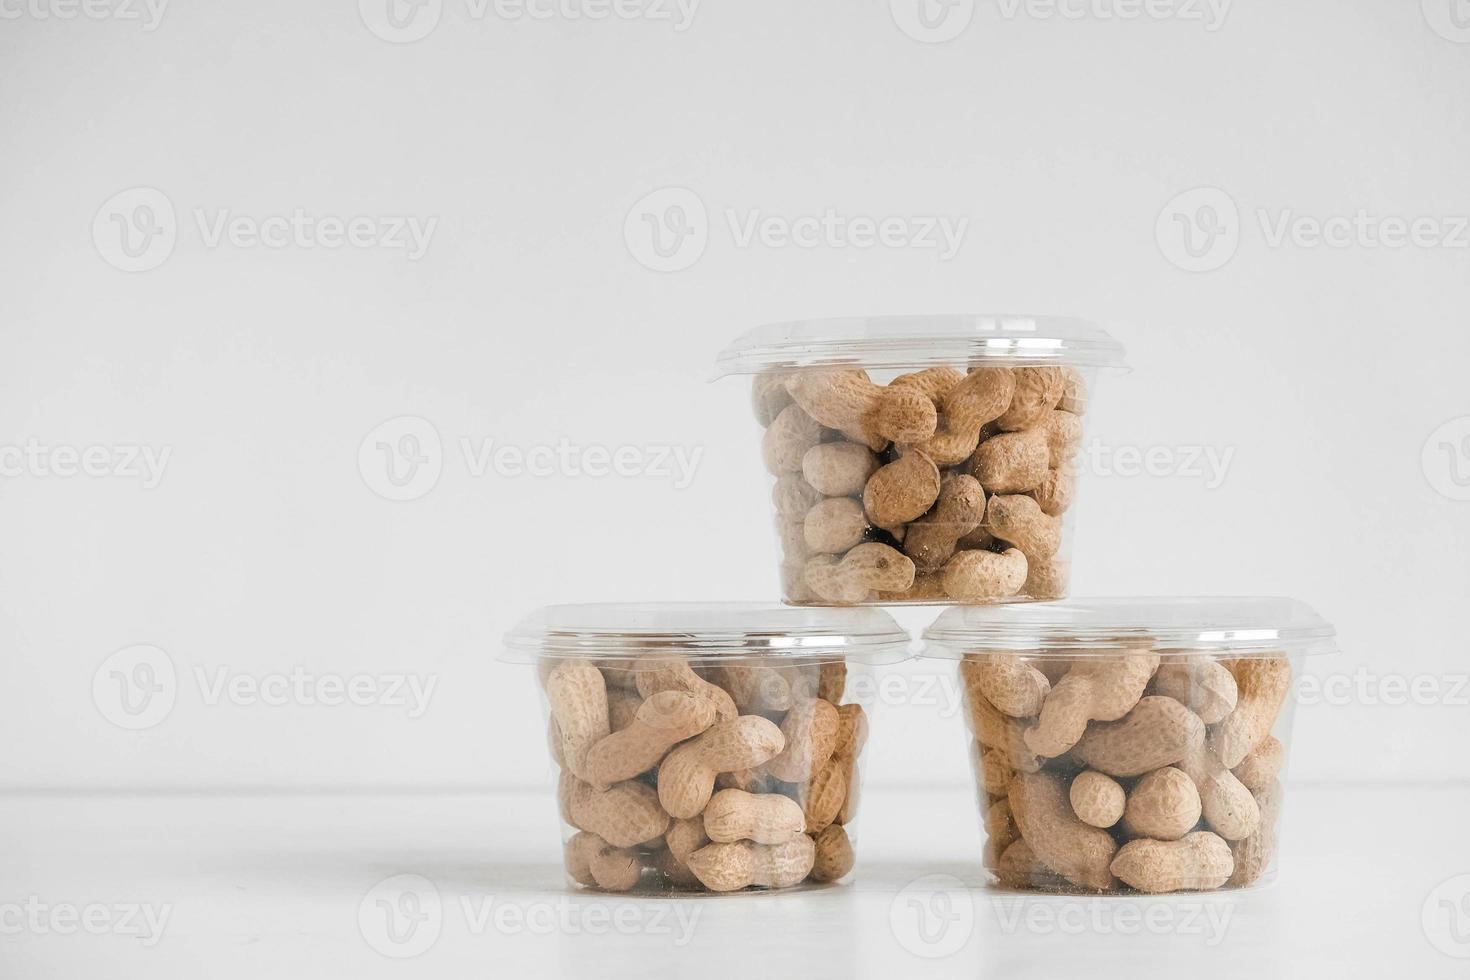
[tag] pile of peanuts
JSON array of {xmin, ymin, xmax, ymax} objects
[
  {"xmin": 543, "ymin": 654, "xmax": 867, "ymax": 893},
  {"xmin": 963, "ymin": 648, "xmax": 1289, "ymax": 893},
  {"xmin": 754, "ymin": 364, "xmax": 1087, "ymax": 604}
]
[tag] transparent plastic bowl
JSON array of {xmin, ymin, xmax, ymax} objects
[
  {"xmin": 920, "ymin": 598, "xmax": 1336, "ymax": 894},
  {"xmin": 714, "ymin": 315, "xmax": 1126, "ymax": 605},
  {"xmin": 501, "ymin": 603, "xmax": 911, "ymax": 894}
]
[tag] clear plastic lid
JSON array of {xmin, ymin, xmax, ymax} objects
[
  {"xmin": 502, "ymin": 602, "xmax": 913, "ymax": 664},
  {"xmin": 713, "ymin": 314, "xmax": 1127, "ymax": 376},
  {"xmin": 920, "ymin": 597, "xmax": 1337, "ymax": 658}
]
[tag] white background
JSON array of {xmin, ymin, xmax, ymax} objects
[{"xmin": 2, "ymin": 0, "xmax": 1468, "ymax": 798}]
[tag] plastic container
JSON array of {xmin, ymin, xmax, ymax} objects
[
  {"xmin": 714, "ymin": 315, "xmax": 1126, "ymax": 605},
  {"xmin": 502, "ymin": 602, "xmax": 912, "ymax": 894},
  {"xmin": 920, "ymin": 598, "xmax": 1336, "ymax": 894}
]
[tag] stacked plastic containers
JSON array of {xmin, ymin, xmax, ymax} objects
[{"xmin": 506, "ymin": 314, "xmax": 1335, "ymax": 895}]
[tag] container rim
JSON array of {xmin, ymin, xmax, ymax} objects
[
  {"xmin": 919, "ymin": 596, "xmax": 1337, "ymax": 658},
  {"xmin": 713, "ymin": 314, "xmax": 1128, "ymax": 377},
  {"xmin": 502, "ymin": 602, "xmax": 914, "ymax": 664}
]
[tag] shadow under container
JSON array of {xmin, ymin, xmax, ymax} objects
[
  {"xmin": 714, "ymin": 315, "xmax": 1126, "ymax": 606},
  {"xmin": 919, "ymin": 598, "xmax": 1337, "ymax": 894},
  {"xmin": 502, "ymin": 603, "xmax": 912, "ymax": 894}
]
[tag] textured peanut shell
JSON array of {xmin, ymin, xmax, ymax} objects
[
  {"xmin": 968, "ymin": 692, "xmax": 1042, "ymax": 773},
  {"xmin": 961, "ymin": 654, "xmax": 1051, "ymax": 718},
  {"xmin": 1152, "ymin": 660, "xmax": 1239, "ymax": 725},
  {"xmin": 986, "ymin": 493, "xmax": 1063, "ymax": 561},
  {"xmin": 1228, "ymin": 778, "xmax": 1282, "ymax": 887},
  {"xmin": 1008, "ymin": 770, "xmax": 1118, "ymax": 892},
  {"xmin": 634, "ymin": 656, "xmax": 738, "ymax": 723},
  {"xmin": 703, "ymin": 789, "xmax": 806, "ymax": 845},
  {"xmin": 1058, "ymin": 367, "xmax": 1088, "ymax": 414},
  {"xmin": 1039, "ymin": 410, "xmax": 1083, "ymax": 466},
  {"xmin": 1178, "ymin": 744, "xmax": 1261, "ymax": 841},
  {"xmin": 569, "ymin": 779, "xmax": 670, "ymax": 848},
  {"xmin": 784, "ymin": 370, "xmax": 887, "ymax": 451},
  {"xmin": 972, "ymin": 429, "xmax": 1050, "ymax": 494},
  {"xmin": 1024, "ymin": 652, "xmax": 1160, "ymax": 758},
  {"xmin": 772, "ymin": 472, "xmax": 823, "ymax": 517},
  {"xmin": 1021, "ymin": 555, "xmax": 1069, "ymax": 599},
  {"xmin": 687, "ymin": 837, "xmax": 816, "ymax": 892},
  {"xmin": 766, "ymin": 697, "xmax": 841, "ymax": 782},
  {"xmin": 942, "ymin": 547, "xmax": 1028, "ymax": 601},
  {"xmin": 873, "ymin": 385, "xmax": 939, "ymax": 443},
  {"xmin": 996, "ymin": 367, "xmax": 1064, "ymax": 432},
  {"xmin": 914, "ymin": 367, "xmax": 1016, "ymax": 466},
  {"xmin": 805, "ymin": 543, "xmax": 915, "ymax": 604},
  {"xmin": 802, "ymin": 441, "xmax": 880, "ymax": 497},
  {"xmin": 1069, "ymin": 771, "xmax": 1125, "ymax": 828},
  {"xmin": 903, "ymin": 474, "xmax": 986, "ymax": 571},
  {"xmin": 1031, "ymin": 464, "xmax": 1076, "ymax": 517},
  {"xmin": 863, "ymin": 451, "xmax": 942, "ymax": 527},
  {"xmin": 657, "ymin": 716, "xmax": 785, "ymax": 819},
  {"xmin": 1122, "ymin": 766, "xmax": 1202, "ymax": 841},
  {"xmin": 1111, "ymin": 831, "xmax": 1233, "ymax": 894},
  {"xmin": 751, "ymin": 373, "xmax": 795, "ymax": 427},
  {"xmin": 717, "ymin": 663, "xmax": 797, "ymax": 713},
  {"xmin": 1211, "ymin": 657, "xmax": 1292, "ymax": 768},
  {"xmin": 809, "ymin": 824, "xmax": 855, "ymax": 883},
  {"xmin": 545, "ymin": 662, "xmax": 611, "ymax": 781},
  {"xmin": 1232, "ymin": 735, "xmax": 1285, "ymax": 792},
  {"xmin": 1072, "ymin": 696, "xmax": 1206, "ymax": 777},
  {"xmin": 803, "ymin": 496, "xmax": 869, "ymax": 554},
  {"xmin": 762, "ymin": 404, "xmax": 823, "ymax": 474},
  {"xmin": 583, "ymin": 690, "xmax": 717, "ymax": 788},
  {"xmin": 995, "ymin": 839, "xmax": 1065, "ymax": 890}
]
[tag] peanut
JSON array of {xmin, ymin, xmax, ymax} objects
[
  {"xmin": 1177, "ymin": 744, "xmax": 1260, "ymax": 841},
  {"xmin": 817, "ymin": 662, "xmax": 847, "ymax": 703},
  {"xmin": 784, "ymin": 370, "xmax": 889, "ymax": 450},
  {"xmin": 634, "ymin": 656, "xmax": 738, "ymax": 723},
  {"xmin": 913, "ymin": 367, "xmax": 1016, "ymax": 466},
  {"xmin": 971, "ymin": 429, "xmax": 1050, "ymax": 494},
  {"xmin": 961, "ymin": 653, "xmax": 1051, "ymax": 718},
  {"xmin": 889, "ymin": 366, "xmax": 964, "ymax": 404},
  {"xmin": 1210, "ymin": 657, "xmax": 1291, "ymax": 769},
  {"xmin": 1008, "ymin": 770, "xmax": 1118, "ymax": 892},
  {"xmin": 664, "ymin": 816, "xmax": 710, "ymax": 888},
  {"xmin": 767, "ymin": 697, "xmax": 841, "ymax": 782},
  {"xmin": 751, "ymin": 373, "xmax": 794, "ymax": 427},
  {"xmin": 545, "ymin": 662, "xmax": 610, "ymax": 782},
  {"xmin": 773, "ymin": 472, "xmax": 823, "ymax": 518},
  {"xmin": 877, "ymin": 570, "xmax": 949, "ymax": 602},
  {"xmin": 863, "ymin": 451, "xmax": 941, "ymax": 527},
  {"xmin": 835, "ymin": 703, "xmax": 868, "ymax": 825},
  {"xmin": 1122, "ymin": 767, "xmax": 1202, "ymax": 841},
  {"xmin": 1021, "ymin": 555, "xmax": 1069, "ymax": 599},
  {"xmin": 568, "ymin": 778, "xmax": 670, "ymax": 848},
  {"xmin": 986, "ymin": 493, "xmax": 1062, "ymax": 561},
  {"xmin": 583, "ymin": 690, "xmax": 717, "ymax": 789},
  {"xmin": 1228, "ymin": 778, "xmax": 1281, "ymax": 887},
  {"xmin": 1024, "ymin": 652, "xmax": 1160, "ymax": 758},
  {"xmin": 1058, "ymin": 367, "xmax": 1088, "ymax": 414},
  {"xmin": 1039, "ymin": 410, "xmax": 1083, "ymax": 466},
  {"xmin": 607, "ymin": 689, "xmax": 643, "ymax": 733},
  {"xmin": 996, "ymin": 367, "xmax": 1064, "ymax": 432},
  {"xmin": 1152, "ymin": 660, "xmax": 1239, "ymax": 725},
  {"xmin": 968, "ymin": 689, "xmax": 1042, "ymax": 774},
  {"xmin": 1111, "ymin": 831, "xmax": 1234, "ymax": 894},
  {"xmin": 588, "ymin": 838, "xmax": 643, "ymax": 892},
  {"xmin": 995, "ymin": 839, "xmax": 1064, "ymax": 890},
  {"xmin": 978, "ymin": 747, "xmax": 1015, "ymax": 798},
  {"xmin": 902, "ymin": 474, "xmax": 986, "ymax": 571},
  {"xmin": 716, "ymin": 662, "xmax": 799, "ymax": 713},
  {"xmin": 985, "ymin": 797, "xmax": 1019, "ymax": 860},
  {"xmin": 873, "ymin": 385, "xmax": 940, "ymax": 443},
  {"xmin": 686, "ymin": 836, "xmax": 816, "ymax": 892},
  {"xmin": 1069, "ymin": 771, "xmax": 1125, "ymax": 829},
  {"xmin": 805, "ymin": 543, "xmax": 915, "ymax": 604},
  {"xmin": 1071, "ymin": 696, "xmax": 1206, "ymax": 777},
  {"xmin": 802, "ymin": 442, "xmax": 880, "ymax": 497},
  {"xmin": 762, "ymin": 404, "xmax": 823, "ymax": 474},
  {"xmin": 1232, "ymin": 735, "xmax": 1285, "ymax": 793},
  {"xmin": 1030, "ymin": 463, "xmax": 1075, "ymax": 517},
  {"xmin": 703, "ymin": 789, "xmax": 806, "ymax": 844},
  {"xmin": 942, "ymin": 547, "xmax": 1028, "ymax": 601},
  {"xmin": 657, "ymin": 716, "xmax": 785, "ymax": 819},
  {"xmin": 803, "ymin": 497, "xmax": 869, "ymax": 554},
  {"xmin": 809, "ymin": 824, "xmax": 855, "ymax": 883},
  {"xmin": 564, "ymin": 831, "xmax": 599, "ymax": 887}
]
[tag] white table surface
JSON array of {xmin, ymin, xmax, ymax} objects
[{"xmin": 1, "ymin": 783, "xmax": 1466, "ymax": 978}]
